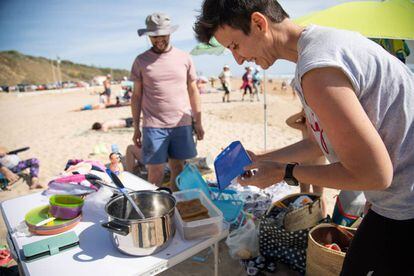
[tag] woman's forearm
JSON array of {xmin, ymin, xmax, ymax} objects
[{"xmin": 258, "ymin": 138, "xmax": 324, "ymax": 163}]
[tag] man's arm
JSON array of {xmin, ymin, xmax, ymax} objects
[
  {"xmin": 188, "ymin": 80, "xmax": 204, "ymax": 140},
  {"xmin": 131, "ymin": 80, "xmax": 143, "ymax": 147}
]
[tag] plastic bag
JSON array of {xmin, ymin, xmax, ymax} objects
[
  {"xmin": 226, "ymin": 219, "xmax": 259, "ymax": 260},
  {"xmin": 83, "ymin": 186, "xmax": 113, "ymax": 221}
]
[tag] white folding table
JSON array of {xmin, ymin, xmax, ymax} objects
[{"xmin": 0, "ymin": 172, "xmax": 228, "ymax": 276}]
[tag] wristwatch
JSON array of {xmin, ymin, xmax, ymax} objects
[{"xmin": 284, "ymin": 162, "xmax": 299, "ymax": 186}]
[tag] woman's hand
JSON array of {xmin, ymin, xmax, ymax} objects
[{"xmin": 237, "ymin": 160, "xmax": 285, "ymax": 189}]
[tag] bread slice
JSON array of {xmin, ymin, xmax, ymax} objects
[{"xmin": 177, "ymin": 199, "xmax": 209, "ymax": 221}]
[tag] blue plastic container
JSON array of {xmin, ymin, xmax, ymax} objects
[{"xmin": 214, "ymin": 141, "xmax": 252, "ymax": 190}]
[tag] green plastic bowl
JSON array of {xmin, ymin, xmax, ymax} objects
[{"xmin": 49, "ymin": 195, "xmax": 84, "ymax": 219}]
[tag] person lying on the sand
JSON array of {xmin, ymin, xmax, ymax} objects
[
  {"xmin": 0, "ymin": 146, "xmax": 45, "ymax": 190},
  {"xmin": 92, "ymin": 118, "xmax": 134, "ymax": 132},
  {"xmin": 75, "ymin": 97, "xmax": 131, "ymax": 111}
]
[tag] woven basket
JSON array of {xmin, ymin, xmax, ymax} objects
[
  {"xmin": 306, "ymin": 223, "xmax": 356, "ymax": 276},
  {"xmin": 273, "ymin": 193, "xmax": 323, "ymax": 232}
]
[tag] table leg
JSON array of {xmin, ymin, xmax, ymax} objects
[{"xmin": 214, "ymin": 242, "xmax": 218, "ymax": 276}]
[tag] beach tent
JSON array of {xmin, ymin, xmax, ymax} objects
[
  {"xmin": 191, "ymin": 39, "xmax": 270, "ymax": 150},
  {"xmin": 294, "ymin": 0, "xmax": 414, "ymax": 40}
]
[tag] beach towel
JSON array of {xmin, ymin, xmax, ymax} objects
[{"xmin": 45, "ymin": 159, "xmax": 108, "ymax": 195}]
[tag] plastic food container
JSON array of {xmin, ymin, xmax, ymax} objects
[
  {"xmin": 49, "ymin": 195, "xmax": 84, "ymax": 219},
  {"xmin": 214, "ymin": 141, "xmax": 252, "ymax": 190},
  {"xmin": 174, "ymin": 189, "xmax": 223, "ymax": 240}
]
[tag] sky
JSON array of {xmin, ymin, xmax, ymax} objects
[{"xmin": 0, "ymin": 0, "xmax": 371, "ymax": 78}]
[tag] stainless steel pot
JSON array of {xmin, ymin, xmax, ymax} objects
[{"xmin": 102, "ymin": 187, "xmax": 176, "ymax": 256}]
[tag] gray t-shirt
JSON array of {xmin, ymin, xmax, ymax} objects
[{"xmin": 292, "ymin": 25, "xmax": 414, "ymax": 220}]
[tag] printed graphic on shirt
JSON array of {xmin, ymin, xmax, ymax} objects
[{"xmin": 303, "ymin": 106, "xmax": 338, "ymax": 163}]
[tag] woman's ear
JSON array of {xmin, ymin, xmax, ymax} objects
[{"xmin": 251, "ymin": 12, "xmax": 268, "ymax": 33}]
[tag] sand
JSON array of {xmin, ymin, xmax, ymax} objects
[{"xmin": 0, "ymin": 81, "xmax": 339, "ymax": 275}]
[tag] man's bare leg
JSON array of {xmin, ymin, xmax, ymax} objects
[
  {"xmin": 147, "ymin": 164, "xmax": 165, "ymax": 187},
  {"xmin": 125, "ymin": 145, "xmax": 141, "ymax": 173},
  {"xmin": 168, "ymin": 159, "xmax": 184, "ymax": 191}
]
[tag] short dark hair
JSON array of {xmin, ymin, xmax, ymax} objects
[
  {"xmin": 109, "ymin": 152, "xmax": 121, "ymax": 159},
  {"xmin": 92, "ymin": 122, "xmax": 102, "ymax": 130},
  {"xmin": 194, "ymin": 0, "xmax": 289, "ymax": 44}
]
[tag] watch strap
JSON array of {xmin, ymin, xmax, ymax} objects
[{"xmin": 284, "ymin": 162, "xmax": 299, "ymax": 186}]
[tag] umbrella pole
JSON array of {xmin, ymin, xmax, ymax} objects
[{"xmin": 263, "ymin": 70, "xmax": 267, "ymax": 151}]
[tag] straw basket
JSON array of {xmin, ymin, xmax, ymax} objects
[
  {"xmin": 306, "ymin": 223, "xmax": 356, "ymax": 276},
  {"xmin": 275, "ymin": 193, "xmax": 323, "ymax": 232}
]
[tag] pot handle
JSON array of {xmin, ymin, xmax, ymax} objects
[
  {"xmin": 156, "ymin": 187, "xmax": 172, "ymax": 194},
  {"xmin": 101, "ymin": 221, "xmax": 130, "ymax": 236}
]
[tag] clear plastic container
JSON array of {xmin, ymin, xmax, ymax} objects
[{"xmin": 174, "ymin": 189, "xmax": 224, "ymax": 240}]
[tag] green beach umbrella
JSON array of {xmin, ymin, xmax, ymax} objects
[
  {"xmin": 190, "ymin": 37, "xmax": 227, "ymax": 55},
  {"xmin": 294, "ymin": 0, "xmax": 414, "ymax": 40}
]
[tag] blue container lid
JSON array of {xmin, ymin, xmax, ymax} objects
[{"xmin": 214, "ymin": 141, "xmax": 252, "ymax": 190}]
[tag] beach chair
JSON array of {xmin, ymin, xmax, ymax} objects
[
  {"xmin": 176, "ymin": 164, "xmax": 244, "ymax": 225},
  {"xmin": 0, "ymin": 173, "xmax": 8, "ymax": 190}
]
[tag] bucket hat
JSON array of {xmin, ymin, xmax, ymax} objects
[{"xmin": 138, "ymin": 12, "xmax": 179, "ymax": 37}]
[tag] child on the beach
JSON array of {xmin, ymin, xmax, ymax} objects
[
  {"xmin": 0, "ymin": 146, "xmax": 44, "ymax": 189},
  {"xmin": 107, "ymin": 152, "xmax": 124, "ymax": 175}
]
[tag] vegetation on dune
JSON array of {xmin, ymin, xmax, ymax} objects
[{"xmin": 0, "ymin": 50, "xmax": 129, "ymax": 86}]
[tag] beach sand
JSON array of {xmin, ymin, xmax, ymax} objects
[{"xmin": 0, "ymin": 81, "xmax": 339, "ymax": 275}]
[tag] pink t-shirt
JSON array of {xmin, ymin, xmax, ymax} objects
[{"xmin": 130, "ymin": 47, "xmax": 197, "ymax": 128}]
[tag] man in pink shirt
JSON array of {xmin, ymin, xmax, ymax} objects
[{"xmin": 130, "ymin": 12, "xmax": 204, "ymax": 187}]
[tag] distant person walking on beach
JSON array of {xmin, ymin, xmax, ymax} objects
[
  {"xmin": 195, "ymin": 0, "xmax": 414, "ymax": 274},
  {"xmin": 103, "ymin": 74, "xmax": 112, "ymax": 104},
  {"xmin": 131, "ymin": 12, "xmax": 204, "ymax": 188},
  {"xmin": 240, "ymin": 66, "xmax": 253, "ymax": 101},
  {"xmin": 218, "ymin": 65, "xmax": 232, "ymax": 102},
  {"xmin": 252, "ymin": 67, "xmax": 261, "ymax": 101}
]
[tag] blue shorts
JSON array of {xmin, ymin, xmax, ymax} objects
[
  {"xmin": 142, "ymin": 126, "xmax": 197, "ymax": 164},
  {"xmin": 83, "ymin": 104, "xmax": 92, "ymax": 110}
]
